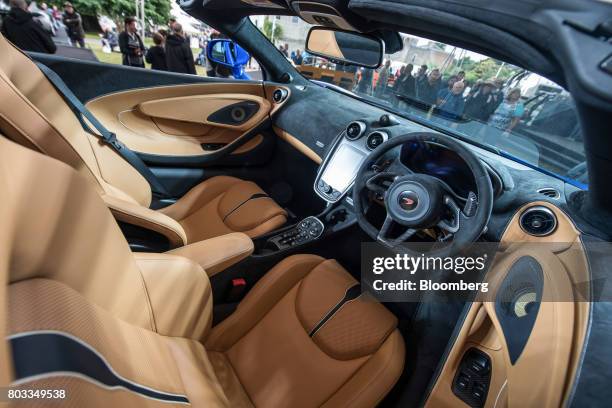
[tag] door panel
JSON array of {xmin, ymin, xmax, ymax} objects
[
  {"xmin": 86, "ymin": 83, "xmax": 273, "ymax": 157},
  {"xmin": 148, "ymin": 132, "xmax": 279, "ymax": 197},
  {"xmin": 425, "ymin": 202, "xmax": 589, "ymax": 408}
]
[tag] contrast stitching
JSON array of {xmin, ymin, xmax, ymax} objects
[
  {"xmin": 309, "ymin": 284, "xmax": 362, "ymax": 337},
  {"xmin": 222, "ymin": 193, "xmax": 270, "ymax": 222}
]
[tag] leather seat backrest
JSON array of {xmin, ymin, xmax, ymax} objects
[
  {"xmin": 0, "ymin": 136, "xmax": 158, "ymax": 331},
  {"xmin": 0, "ymin": 34, "xmax": 152, "ymax": 207}
]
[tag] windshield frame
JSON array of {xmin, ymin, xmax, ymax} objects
[{"xmin": 247, "ymin": 16, "xmax": 586, "ymax": 189}]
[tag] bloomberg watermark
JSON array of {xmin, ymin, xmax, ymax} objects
[
  {"xmin": 361, "ymin": 241, "xmax": 612, "ymax": 303},
  {"xmin": 362, "ymin": 242, "xmax": 497, "ymax": 302}
]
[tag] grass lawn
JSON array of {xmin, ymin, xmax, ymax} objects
[{"xmin": 84, "ymin": 33, "xmax": 207, "ymax": 75}]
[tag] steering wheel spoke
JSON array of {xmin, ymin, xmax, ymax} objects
[
  {"xmin": 377, "ymin": 214, "xmax": 417, "ymax": 246},
  {"xmin": 386, "ymin": 157, "xmax": 413, "ymax": 176},
  {"xmin": 365, "ymin": 171, "xmax": 398, "ymax": 196},
  {"xmin": 437, "ymin": 195, "xmax": 469, "ymax": 234}
]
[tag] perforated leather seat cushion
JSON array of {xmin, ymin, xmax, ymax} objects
[{"xmin": 205, "ymin": 255, "xmax": 405, "ymax": 408}]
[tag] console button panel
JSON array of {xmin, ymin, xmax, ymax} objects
[
  {"xmin": 266, "ymin": 216, "xmax": 324, "ymax": 250},
  {"xmin": 317, "ymin": 179, "xmax": 342, "ymax": 200},
  {"xmin": 452, "ymin": 348, "xmax": 491, "ymax": 408}
]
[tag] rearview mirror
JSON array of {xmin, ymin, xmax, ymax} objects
[
  {"xmin": 207, "ymin": 39, "xmax": 250, "ymax": 68},
  {"xmin": 305, "ymin": 27, "xmax": 384, "ymax": 68}
]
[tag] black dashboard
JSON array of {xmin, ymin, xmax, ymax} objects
[
  {"xmin": 272, "ymin": 81, "xmax": 589, "ymax": 242},
  {"xmin": 311, "ymin": 114, "xmax": 504, "ymax": 208},
  {"xmin": 399, "ymin": 141, "xmax": 477, "ymax": 199}
]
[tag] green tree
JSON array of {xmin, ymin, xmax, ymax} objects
[
  {"xmin": 445, "ymin": 57, "xmax": 520, "ymax": 84},
  {"xmin": 262, "ymin": 17, "xmax": 283, "ymax": 44},
  {"xmin": 50, "ymin": 0, "xmax": 171, "ymax": 26}
]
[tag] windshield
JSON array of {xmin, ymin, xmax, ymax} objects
[{"xmin": 252, "ymin": 16, "xmax": 587, "ymax": 188}]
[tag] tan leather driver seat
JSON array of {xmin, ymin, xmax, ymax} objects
[
  {"xmin": 0, "ymin": 137, "xmax": 405, "ymax": 407},
  {"xmin": 0, "ymin": 34, "xmax": 286, "ymax": 246}
]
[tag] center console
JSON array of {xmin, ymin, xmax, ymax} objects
[
  {"xmin": 212, "ymin": 119, "xmax": 392, "ymax": 308},
  {"xmin": 253, "ymin": 202, "xmax": 356, "ymax": 256},
  {"xmin": 314, "ymin": 120, "xmax": 388, "ymax": 203},
  {"xmin": 252, "ymin": 119, "xmax": 392, "ymax": 257}
]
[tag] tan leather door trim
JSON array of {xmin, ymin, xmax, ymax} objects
[
  {"xmin": 86, "ymin": 83, "xmax": 272, "ymax": 157},
  {"xmin": 137, "ymin": 94, "xmax": 270, "ymax": 131}
]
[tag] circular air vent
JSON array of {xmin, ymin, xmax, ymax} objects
[
  {"xmin": 345, "ymin": 121, "xmax": 366, "ymax": 140},
  {"xmin": 519, "ymin": 206, "xmax": 557, "ymax": 237},
  {"xmin": 366, "ymin": 131, "xmax": 388, "ymax": 150},
  {"xmin": 537, "ymin": 187, "xmax": 560, "ymax": 200},
  {"xmin": 272, "ymin": 88, "xmax": 288, "ymax": 103}
]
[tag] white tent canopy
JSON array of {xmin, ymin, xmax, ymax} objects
[{"xmin": 170, "ymin": 2, "xmax": 203, "ymax": 35}]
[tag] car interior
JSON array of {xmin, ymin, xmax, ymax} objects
[{"xmin": 1, "ymin": 0, "xmax": 612, "ymax": 407}]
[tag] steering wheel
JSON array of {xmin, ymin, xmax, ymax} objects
[{"xmin": 353, "ymin": 132, "xmax": 493, "ymax": 255}]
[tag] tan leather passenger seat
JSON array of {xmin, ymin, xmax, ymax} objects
[
  {"xmin": 0, "ymin": 34, "xmax": 286, "ymax": 246},
  {"xmin": 0, "ymin": 137, "xmax": 405, "ymax": 407}
]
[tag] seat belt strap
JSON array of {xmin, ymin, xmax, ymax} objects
[{"xmin": 35, "ymin": 62, "xmax": 169, "ymax": 198}]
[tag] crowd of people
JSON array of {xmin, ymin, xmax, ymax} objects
[
  {"xmin": 0, "ymin": 0, "xmax": 86, "ymax": 53},
  {"xmin": 97, "ymin": 16, "xmax": 244, "ymax": 77},
  {"xmin": 118, "ymin": 17, "xmax": 197, "ymax": 75},
  {"xmin": 0, "ymin": 1, "xmax": 226, "ymax": 77},
  {"xmin": 278, "ymin": 43, "xmax": 305, "ymax": 66},
  {"xmin": 357, "ymin": 62, "xmax": 525, "ymax": 133},
  {"xmin": 1, "ymin": 0, "xmax": 55, "ymax": 53}
]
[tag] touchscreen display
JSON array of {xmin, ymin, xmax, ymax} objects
[{"xmin": 321, "ymin": 144, "xmax": 366, "ymax": 192}]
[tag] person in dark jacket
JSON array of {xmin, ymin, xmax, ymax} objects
[
  {"xmin": 1, "ymin": 0, "xmax": 56, "ymax": 54},
  {"xmin": 62, "ymin": 2, "xmax": 84, "ymax": 47},
  {"xmin": 165, "ymin": 24, "xmax": 196, "ymax": 75},
  {"xmin": 118, "ymin": 17, "xmax": 145, "ymax": 68},
  {"xmin": 463, "ymin": 80, "xmax": 498, "ymax": 122},
  {"xmin": 416, "ymin": 68, "xmax": 442, "ymax": 108},
  {"xmin": 415, "ymin": 64, "xmax": 428, "ymax": 86},
  {"xmin": 357, "ymin": 67, "xmax": 373, "ymax": 95},
  {"xmin": 395, "ymin": 64, "xmax": 416, "ymax": 108},
  {"xmin": 145, "ymin": 32, "xmax": 167, "ymax": 71}
]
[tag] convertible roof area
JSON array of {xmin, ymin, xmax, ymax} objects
[{"xmin": 188, "ymin": 0, "xmax": 612, "ymax": 109}]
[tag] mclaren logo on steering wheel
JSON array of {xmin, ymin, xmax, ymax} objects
[{"xmin": 398, "ymin": 191, "xmax": 419, "ymax": 211}]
